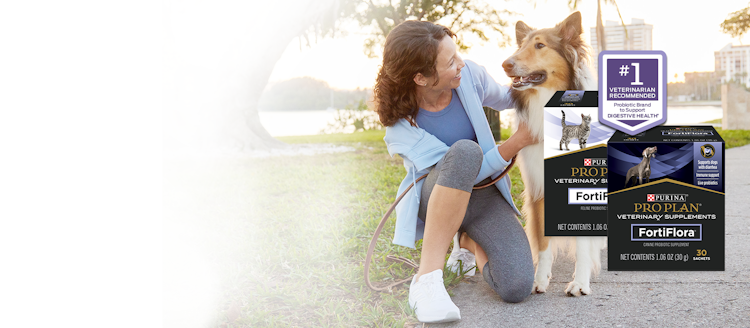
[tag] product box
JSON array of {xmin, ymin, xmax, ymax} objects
[
  {"xmin": 544, "ymin": 91, "xmax": 615, "ymax": 236},
  {"xmin": 607, "ymin": 126, "xmax": 725, "ymax": 271}
]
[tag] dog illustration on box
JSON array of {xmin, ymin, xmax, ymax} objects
[
  {"xmin": 700, "ymin": 145, "xmax": 714, "ymax": 158},
  {"xmin": 624, "ymin": 146, "xmax": 658, "ymax": 188}
]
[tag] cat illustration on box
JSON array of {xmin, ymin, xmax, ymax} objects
[{"xmin": 560, "ymin": 110, "xmax": 591, "ymax": 151}]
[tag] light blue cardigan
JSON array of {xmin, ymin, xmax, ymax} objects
[{"xmin": 383, "ymin": 60, "xmax": 522, "ymax": 249}]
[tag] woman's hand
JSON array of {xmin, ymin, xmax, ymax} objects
[
  {"xmin": 496, "ymin": 121, "xmax": 540, "ymax": 162},
  {"xmin": 513, "ymin": 121, "xmax": 539, "ymax": 148}
]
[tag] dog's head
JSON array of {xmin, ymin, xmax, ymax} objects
[
  {"xmin": 642, "ymin": 146, "xmax": 658, "ymax": 158},
  {"xmin": 503, "ymin": 12, "xmax": 588, "ymax": 92}
]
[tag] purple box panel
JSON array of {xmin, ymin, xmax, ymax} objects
[{"xmin": 598, "ymin": 51, "xmax": 667, "ymax": 135}]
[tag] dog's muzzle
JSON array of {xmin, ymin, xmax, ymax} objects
[
  {"xmin": 510, "ymin": 72, "xmax": 547, "ymax": 88},
  {"xmin": 502, "ymin": 58, "xmax": 547, "ymax": 89}
]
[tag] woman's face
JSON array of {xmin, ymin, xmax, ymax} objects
[{"xmin": 420, "ymin": 35, "xmax": 465, "ymax": 91}]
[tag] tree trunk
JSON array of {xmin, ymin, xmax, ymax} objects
[
  {"xmin": 165, "ymin": 0, "xmax": 338, "ymax": 153},
  {"xmin": 596, "ymin": 0, "xmax": 606, "ymax": 52}
]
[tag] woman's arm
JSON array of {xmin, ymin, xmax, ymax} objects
[
  {"xmin": 497, "ymin": 121, "xmax": 536, "ymax": 162},
  {"xmin": 384, "ymin": 118, "xmax": 450, "ymax": 172},
  {"xmin": 474, "ymin": 121, "xmax": 537, "ymax": 184},
  {"xmin": 465, "ymin": 60, "xmax": 514, "ymax": 111}
]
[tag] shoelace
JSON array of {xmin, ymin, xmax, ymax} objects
[
  {"xmin": 450, "ymin": 257, "xmax": 475, "ymax": 273},
  {"xmin": 414, "ymin": 275, "xmax": 449, "ymax": 301}
]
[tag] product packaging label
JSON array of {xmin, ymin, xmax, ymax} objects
[
  {"xmin": 544, "ymin": 91, "xmax": 615, "ymax": 236},
  {"xmin": 607, "ymin": 126, "xmax": 725, "ymax": 270},
  {"xmin": 598, "ymin": 51, "xmax": 667, "ymax": 135}
]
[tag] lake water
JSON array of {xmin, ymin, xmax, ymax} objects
[{"xmin": 259, "ymin": 106, "xmax": 723, "ymax": 137}]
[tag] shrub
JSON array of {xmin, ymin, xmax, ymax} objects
[{"xmin": 321, "ymin": 99, "xmax": 383, "ymax": 134}]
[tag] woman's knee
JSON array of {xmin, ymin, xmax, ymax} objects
[
  {"xmin": 501, "ymin": 252, "xmax": 535, "ymax": 303},
  {"xmin": 498, "ymin": 278, "xmax": 533, "ymax": 303},
  {"xmin": 448, "ymin": 140, "xmax": 483, "ymax": 161},
  {"xmin": 482, "ymin": 264, "xmax": 531, "ymax": 303},
  {"xmin": 482, "ymin": 257, "xmax": 534, "ymax": 303},
  {"xmin": 445, "ymin": 139, "xmax": 483, "ymax": 173},
  {"xmin": 434, "ymin": 140, "xmax": 484, "ymax": 192}
]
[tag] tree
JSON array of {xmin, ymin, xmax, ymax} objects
[
  {"xmin": 166, "ymin": 0, "xmax": 339, "ymax": 152},
  {"xmin": 568, "ymin": 0, "xmax": 626, "ymax": 52},
  {"xmin": 721, "ymin": 6, "xmax": 750, "ymax": 43},
  {"xmin": 346, "ymin": 0, "xmax": 516, "ymax": 58},
  {"xmin": 166, "ymin": 0, "xmax": 517, "ymax": 152}
]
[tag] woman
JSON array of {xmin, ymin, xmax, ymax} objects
[{"xmin": 374, "ymin": 21, "xmax": 537, "ymax": 323}]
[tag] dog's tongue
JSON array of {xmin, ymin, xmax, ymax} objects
[{"xmin": 513, "ymin": 77, "xmax": 521, "ymax": 83}]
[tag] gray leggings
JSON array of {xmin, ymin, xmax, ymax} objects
[{"xmin": 417, "ymin": 139, "xmax": 534, "ymax": 303}]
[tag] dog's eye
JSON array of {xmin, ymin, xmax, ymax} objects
[{"xmin": 535, "ymin": 43, "xmax": 545, "ymax": 49}]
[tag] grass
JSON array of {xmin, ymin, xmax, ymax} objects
[
  {"xmin": 702, "ymin": 118, "xmax": 721, "ymax": 124},
  {"xmin": 696, "ymin": 119, "xmax": 750, "ymax": 149},
  {"xmin": 165, "ymin": 144, "xmax": 411, "ymax": 327},
  {"xmin": 500, "ymin": 127, "xmax": 511, "ymax": 141},
  {"xmin": 164, "ymin": 128, "xmax": 524, "ymax": 327},
  {"xmin": 716, "ymin": 127, "xmax": 750, "ymax": 149},
  {"xmin": 276, "ymin": 129, "xmax": 388, "ymax": 144}
]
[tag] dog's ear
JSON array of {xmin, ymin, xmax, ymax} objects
[
  {"xmin": 558, "ymin": 11, "xmax": 583, "ymax": 42},
  {"xmin": 642, "ymin": 148, "xmax": 648, "ymax": 157},
  {"xmin": 516, "ymin": 21, "xmax": 534, "ymax": 47}
]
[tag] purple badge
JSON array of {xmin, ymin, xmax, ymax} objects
[{"xmin": 598, "ymin": 51, "xmax": 667, "ymax": 135}]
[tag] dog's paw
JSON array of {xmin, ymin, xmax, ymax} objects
[
  {"xmin": 532, "ymin": 277, "xmax": 550, "ymax": 294},
  {"xmin": 564, "ymin": 281, "xmax": 591, "ymax": 297}
]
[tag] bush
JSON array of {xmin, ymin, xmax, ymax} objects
[{"xmin": 321, "ymin": 99, "xmax": 383, "ymax": 134}]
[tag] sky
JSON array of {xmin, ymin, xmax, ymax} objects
[{"xmin": 268, "ymin": 0, "xmax": 749, "ymax": 90}]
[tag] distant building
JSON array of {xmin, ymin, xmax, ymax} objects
[
  {"xmin": 683, "ymin": 71, "xmax": 721, "ymax": 101},
  {"xmin": 590, "ymin": 18, "xmax": 653, "ymax": 72},
  {"xmin": 714, "ymin": 43, "xmax": 750, "ymax": 86}
]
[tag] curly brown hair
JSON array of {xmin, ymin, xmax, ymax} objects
[{"xmin": 373, "ymin": 21, "xmax": 455, "ymax": 127}]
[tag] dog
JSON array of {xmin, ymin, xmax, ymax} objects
[
  {"xmin": 625, "ymin": 146, "xmax": 658, "ymax": 187},
  {"xmin": 502, "ymin": 12, "xmax": 606, "ymax": 297}
]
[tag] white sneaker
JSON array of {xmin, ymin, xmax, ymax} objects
[
  {"xmin": 446, "ymin": 248, "xmax": 476, "ymax": 276},
  {"xmin": 408, "ymin": 269, "xmax": 461, "ymax": 323}
]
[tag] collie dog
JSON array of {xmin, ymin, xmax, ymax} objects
[{"xmin": 502, "ymin": 12, "xmax": 606, "ymax": 296}]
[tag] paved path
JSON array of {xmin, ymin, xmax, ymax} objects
[{"xmin": 435, "ymin": 144, "xmax": 750, "ymax": 327}]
